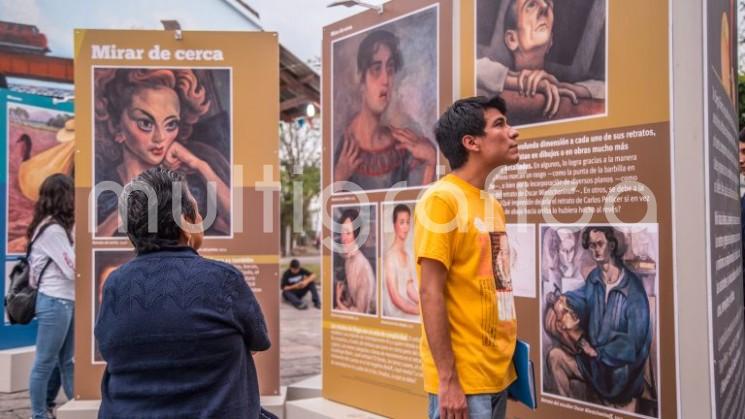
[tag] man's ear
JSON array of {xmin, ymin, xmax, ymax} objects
[
  {"xmin": 461, "ymin": 134, "xmax": 480, "ymax": 153},
  {"xmin": 179, "ymin": 214, "xmax": 198, "ymax": 242},
  {"xmin": 179, "ymin": 227, "xmax": 191, "ymax": 246},
  {"xmin": 504, "ymin": 30, "xmax": 519, "ymax": 52}
]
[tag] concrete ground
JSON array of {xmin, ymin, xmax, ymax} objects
[{"xmin": 0, "ymin": 293, "xmax": 322, "ymax": 418}]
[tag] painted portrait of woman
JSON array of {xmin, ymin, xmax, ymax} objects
[
  {"xmin": 381, "ymin": 203, "xmax": 419, "ymax": 321},
  {"xmin": 332, "ymin": 205, "xmax": 377, "ymax": 316},
  {"xmin": 93, "ymin": 68, "xmax": 231, "ymax": 237},
  {"xmin": 331, "ymin": 6, "xmax": 439, "ymax": 194}
]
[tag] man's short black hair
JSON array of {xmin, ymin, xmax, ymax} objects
[
  {"xmin": 290, "ymin": 259, "xmax": 300, "ymax": 269},
  {"xmin": 504, "ymin": 0, "xmax": 519, "ymax": 32},
  {"xmin": 581, "ymin": 226, "xmax": 625, "ymax": 265},
  {"xmin": 434, "ymin": 95, "xmax": 508, "ymax": 170},
  {"xmin": 357, "ymin": 29, "xmax": 402, "ymax": 82},
  {"xmin": 120, "ymin": 167, "xmax": 197, "ymax": 254},
  {"xmin": 739, "ymin": 127, "xmax": 745, "ymax": 143}
]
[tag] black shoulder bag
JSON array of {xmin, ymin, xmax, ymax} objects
[{"xmin": 4, "ymin": 223, "xmax": 57, "ymax": 325}]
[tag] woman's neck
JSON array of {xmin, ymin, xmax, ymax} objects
[
  {"xmin": 352, "ymin": 107, "xmax": 382, "ymax": 149},
  {"xmin": 117, "ymin": 148, "xmax": 155, "ymax": 184}
]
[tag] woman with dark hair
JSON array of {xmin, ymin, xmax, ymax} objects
[
  {"xmin": 334, "ymin": 208, "xmax": 375, "ymax": 313},
  {"xmin": 382, "ymin": 204, "xmax": 419, "ymax": 319},
  {"xmin": 27, "ymin": 174, "xmax": 75, "ymax": 419},
  {"xmin": 94, "ymin": 68, "xmax": 230, "ymax": 236},
  {"xmin": 95, "ymin": 167, "xmax": 270, "ymax": 418},
  {"xmin": 333, "ymin": 30, "xmax": 436, "ymax": 192}
]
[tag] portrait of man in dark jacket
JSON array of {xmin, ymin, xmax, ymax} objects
[{"xmin": 544, "ymin": 226, "xmax": 655, "ymax": 416}]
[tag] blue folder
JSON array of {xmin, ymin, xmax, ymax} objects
[{"xmin": 508, "ymin": 339, "xmax": 537, "ymax": 410}]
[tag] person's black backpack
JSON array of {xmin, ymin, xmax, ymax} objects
[{"xmin": 4, "ymin": 223, "xmax": 57, "ymax": 325}]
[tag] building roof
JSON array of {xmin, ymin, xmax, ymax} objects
[
  {"xmin": 0, "ymin": 43, "xmax": 320, "ymax": 121},
  {"xmin": 279, "ymin": 45, "xmax": 320, "ymax": 121}
]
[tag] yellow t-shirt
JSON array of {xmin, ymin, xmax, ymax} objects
[{"xmin": 414, "ymin": 173, "xmax": 517, "ymax": 394}]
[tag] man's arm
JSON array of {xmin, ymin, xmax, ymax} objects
[
  {"xmin": 590, "ymin": 292, "xmax": 651, "ymax": 368},
  {"xmin": 420, "ymin": 257, "xmax": 468, "ymax": 419},
  {"xmin": 280, "ymin": 270, "xmax": 291, "ymax": 291},
  {"xmin": 284, "ymin": 282, "xmax": 303, "ymax": 291},
  {"xmin": 284, "ymin": 276, "xmax": 313, "ymax": 291},
  {"xmin": 301, "ymin": 272, "xmax": 316, "ymax": 286},
  {"xmin": 281, "ymin": 269, "xmax": 315, "ymax": 291}
]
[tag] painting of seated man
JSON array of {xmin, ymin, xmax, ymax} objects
[{"xmin": 540, "ymin": 224, "xmax": 659, "ymax": 418}]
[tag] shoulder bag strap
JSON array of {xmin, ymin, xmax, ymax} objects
[
  {"xmin": 37, "ymin": 259, "xmax": 54, "ymax": 288},
  {"xmin": 26, "ymin": 222, "xmax": 57, "ymax": 287},
  {"xmin": 25, "ymin": 222, "xmax": 57, "ymax": 258}
]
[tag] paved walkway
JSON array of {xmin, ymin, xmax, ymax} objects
[
  {"xmin": 0, "ymin": 294, "xmax": 322, "ymax": 418},
  {"xmin": 279, "ymin": 287, "xmax": 323, "ymax": 385}
]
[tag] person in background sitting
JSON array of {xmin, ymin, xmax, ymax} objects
[{"xmin": 281, "ymin": 259, "xmax": 320, "ymax": 310}]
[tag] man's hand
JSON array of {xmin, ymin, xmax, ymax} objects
[
  {"xmin": 301, "ymin": 274, "xmax": 316, "ymax": 287},
  {"xmin": 578, "ymin": 338, "xmax": 598, "ymax": 358},
  {"xmin": 284, "ymin": 283, "xmax": 302, "ymax": 291},
  {"xmin": 559, "ymin": 309, "xmax": 580, "ymax": 332},
  {"xmin": 438, "ymin": 376, "xmax": 468, "ymax": 419},
  {"xmin": 535, "ymin": 79, "xmax": 578, "ymax": 119},
  {"xmin": 516, "ymin": 69, "xmax": 558, "ymax": 97},
  {"xmin": 509, "ymin": 69, "xmax": 579, "ymax": 118}
]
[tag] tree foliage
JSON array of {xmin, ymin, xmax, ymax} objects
[
  {"xmin": 47, "ymin": 114, "xmax": 70, "ymax": 128},
  {"xmin": 9, "ymin": 107, "xmax": 29, "ymax": 121},
  {"xmin": 279, "ymin": 116, "xmax": 321, "ymax": 254}
]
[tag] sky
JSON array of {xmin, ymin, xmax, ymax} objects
[
  {"xmin": 0, "ymin": 0, "xmax": 742, "ymax": 69},
  {"xmin": 250, "ymin": 0, "xmax": 366, "ymax": 63},
  {"xmin": 0, "ymin": 0, "xmax": 369, "ymax": 65}
]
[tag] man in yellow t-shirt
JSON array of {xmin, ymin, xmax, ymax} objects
[{"xmin": 415, "ymin": 95, "xmax": 520, "ymax": 419}]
